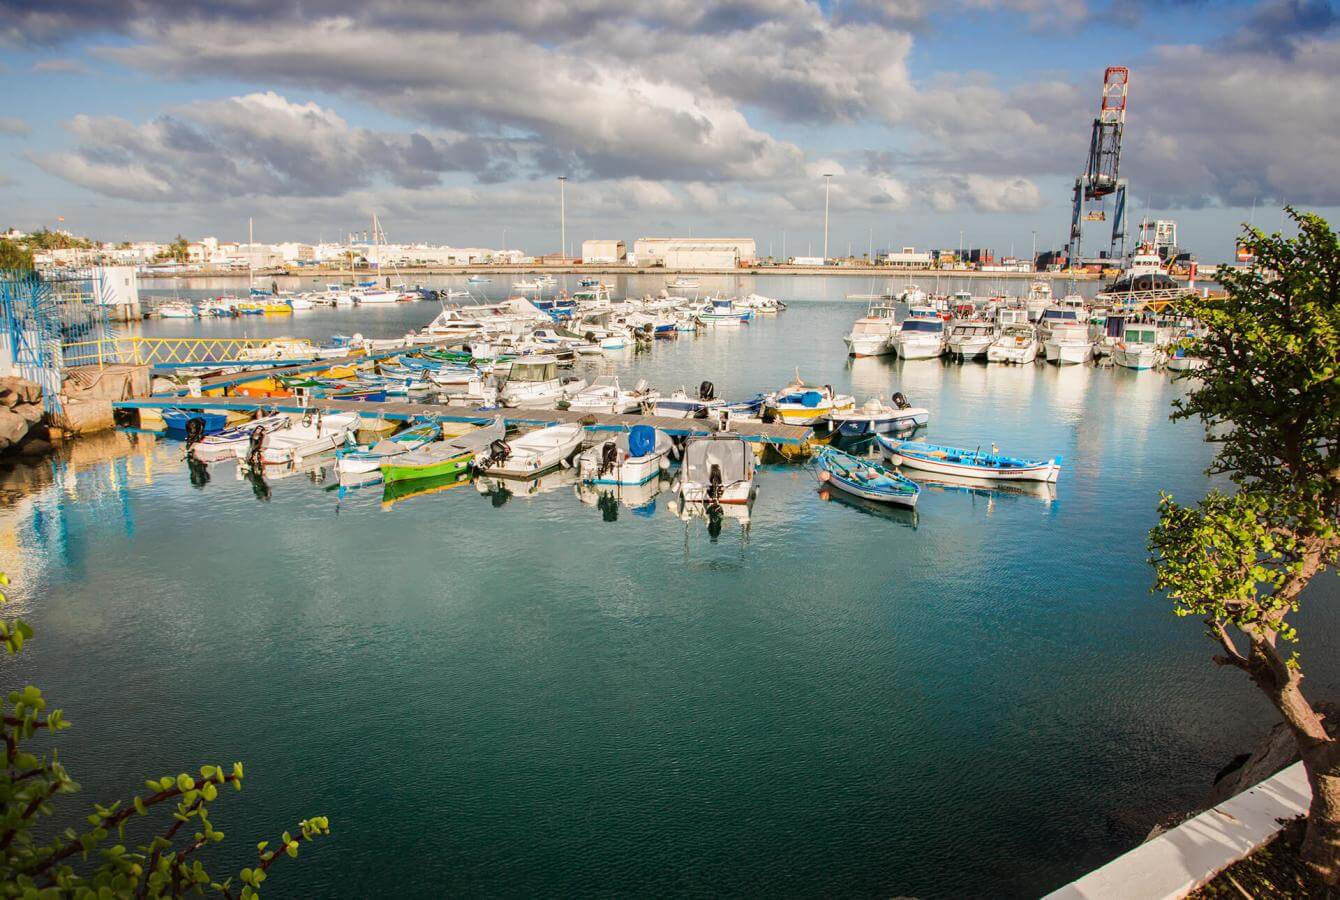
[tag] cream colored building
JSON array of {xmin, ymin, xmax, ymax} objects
[
  {"xmin": 580, "ymin": 239, "xmax": 627, "ymax": 263},
  {"xmin": 633, "ymin": 237, "xmax": 756, "ymax": 268}
]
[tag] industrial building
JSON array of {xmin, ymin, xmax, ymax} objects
[
  {"xmin": 580, "ymin": 239, "xmax": 627, "ymax": 264},
  {"xmin": 633, "ymin": 237, "xmax": 756, "ymax": 268},
  {"xmin": 881, "ymin": 247, "xmax": 934, "ymax": 269}
]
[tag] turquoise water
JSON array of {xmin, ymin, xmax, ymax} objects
[{"xmin": 3, "ymin": 286, "xmax": 1336, "ymax": 897}]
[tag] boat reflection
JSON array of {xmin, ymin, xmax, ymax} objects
[
  {"xmin": 475, "ymin": 467, "xmax": 578, "ymax": 507},
  {"xmin": 816, "ymin": 487, "xmax": 919, "ymax": 528},
  {"xmin": 665, "ymin": 493, "xmax": 752, "ymax": 542},
  {"xmin": 903, "ymin": 471, "xmax": 1058, "ymax": 508},
  {"xmin": 574, "ymin": 477, "xmax": 665, "ymax": 521},
  {"xmin": 381, "ymin": 470, "xmax": 471, "ymax": 510}
]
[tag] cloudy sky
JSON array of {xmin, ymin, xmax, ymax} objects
[{"xmin": 1, "ymin": 0, "xmax": 1336, "ymax": 259}]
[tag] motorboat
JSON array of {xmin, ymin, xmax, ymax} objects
[
  {"xmin": 1043, "ymin": 322, "xmax": 1094, "ymax": 365},
  {"xmin": 815, "ymin": 447, "xmax": 920, "ymax": 508},
  {"xmin": 986, "ymin": 323, "xmax": 1040, "ymax": 364},
  {"xmin": 877, "ymin": 436, "xmax": 1062, "ymax": 483},
  {"xmin": 667, "ymin": 276, "xmax": 700, "ymax": 290},
  {"xmin": 827, "ymin": 393, "xmax": 929, "ymax": 437},
  {"xmin": 566, "ymin": 375, "xmax": 658, "ymax": 415},
  {"xmin": 1023, "ymin": 280, "xmax": 1053, "ymax": 321},
  {"xmin": 467, "ymin": 275, "xmax": 491, "ymax": 284},
  {"xmin": 1037, "ymin": 296, "xmax": 1089, "ymax": 342},
  {"xmin": 1111, "ymin": 321, "xmax": 1163, "ymax": 370},
  {"xmin": 513, "ymin": 279, "xmax": 543, "ymax": 292},
  {"xmin": 899, "ymin": 284, "xmax": 927, "ymax": 305},
  {"xmin": 190, "ymin": 413, "xmax": 290, "ymax": 461},
  {"xmin": 576, "ymin": 425, "xmax": 674, "ymax": 486},
  {"xmin": 355, "ymin": 289, "xmax": 401, "ymax": 304},
  {"xmin": 844, "ymin": 303, "xmax": 900, "ymax": 357},
  {"xmin": 1166, "ymin": 348, "xmax": 1207, "ymax": 372},
  {"xmin": 498, "ymin": 355, "xmax": 587, "ymax": 408},
  {"xmin": 946, "ymin": 320, "xmax": 996, "ymax": 361},
  {"xmin": 244, "ymin": 411, "xmax": 360, "ymax": 467},
  {"xmin": 157, "ymin": 302, "xmax": 197, "ymax": 319},
  {"xmin": 893, "ymin": 307, "xmax": 946, "ymax": 359},
  {"xmin": 695, "ymin": 296, "xmax": 748, "ymax": 327},
  {"xmin": 336, "ymin": 421, "xmax": 440, "ymax": 480},
  {"xmin": 674, "ymin": 434, "xmax": 756, "ymax": 506},
  {"xmin": 738, "ymin": 293, "xmax": 786, "ymax": 314},
  {"xmin": 767, "ymin": 376, "xmax": 855, "ymax": 426},
  {"xmin": 475, "ymin": 423, "xmax": 585, "ymax": 477}
]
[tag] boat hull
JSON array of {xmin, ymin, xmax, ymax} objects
[
  {"xmin": 895, "ymin": 338, "xmax": 944, "ymax": 359},
  {"xmin": 820, "ymin": 471, "xmax": 919, "ymax": 507},
  {"xmin": 833, "ymin": 410, "xmax": 928, "ymax": 436},
  {"xmin": 1111, "ymin": 345, "xmax": 1160, "ymax": 370},
  {"xmin": 882, "ymin": 446, "xmax": 1060, "ymax": 483},
  {"xmin": 381, "ymin": 451, "xmax": 473, "ymax": 484},
  {"xmin": 1044, "ymin": 341, "xmax": 1092, "ymax": 365}
]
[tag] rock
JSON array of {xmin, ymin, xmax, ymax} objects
[
  {"xmin": 0, "ymin": 390, "xmax": 16, "ymax": 409},
  {"xmin": 16, "ymin": 381, "xmax": 41, "ymax": 404},
  {"xmin": 53, "ymin": 398, "xmax": 114, "ymax": 435},
  {"xmin": 15, "ymin": 403, "xmax": 43, "ymax": 425},
  {"xmin": 0, "ymin": 408, "xmax": 29, "ymax": 448}
]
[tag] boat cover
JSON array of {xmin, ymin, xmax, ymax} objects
[
  {"xmin": 628, "ymin": 425, "xmax": 656, "ymax": 458},
  {"xmin": 683, "ymin": 437, "xmax": 750, "ymax": 484}
]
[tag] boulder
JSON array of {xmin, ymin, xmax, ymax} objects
[
  {"xmin": 54, "ymin": 398, "xmax": 114, "ymax": 435},
  {"xmin": 0, "ymin": 408, "xmax": 29, "ymax": 448},
  {"xmin": 0, "ymin": 390, "xmax": 16, "ymax": 409},
  {"xmin": 16, "ymin": 381, "xmax": 41, "ymax": 404},
  {"xmin": 15, "ymin": 403, "xmax": 43, "ymax": 425}
]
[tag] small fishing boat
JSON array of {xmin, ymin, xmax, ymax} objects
[
  {"xmin": 695, "ymin": 296, "xmax": 748, "ymax": 327},
  {"xmin": 667, "ymin": 276, "xmax": 700, "ymax": 290},
  {"xmin": 1165, "ymin": 346, "xmax": 1206, "ymax": 372},
  {"xmin": 337, "ymin": 421, "xmax": 441, "ymax": 479},
  {"xmin": 466, "ymin": 275, "xmax": 491, "ymax": 284},
  {"xmin": 380, "ymin": 442, "xmax": 475, "ymax": 484},
  {"xmin": 513, "ymin": 279, "xmax": 543, "ymax": 292},
  {"xmin": 815, "ymin": 447, "xmax": 920, "ymax": 507},
  {"xmin": 566, "ymin": 376, "xmax": 658, "ymax": 415},
  {"xmin": 1043, "ymin": 322, "xmax": 1093, "ymax": 365},
  {"xmin": 1111, "ymin": 322, "xmax": 1163, "ymax": 370},
  {"xmin": 767, "ymin": 375, "xmax": 855, "ymax": 426},
  {"xmin": 576, "ymin": 425, "xmax": 674, "ymax": 486},
  {"xmin": 675, "ymin": 434, "xmax": 756, "ymax": 506},
  {"xmin": 876, "ymin": 437, "xmax": 1062, "ymax": 483},
  {"xmin": 827, "ymin": 393, "xmax": 929, "ymax": 437},
  {"xmin": 161, "ymin": 408, "xmax": 228, "ymax": 438},
  {"xmin": 476, "ymin": 423, "xmax": 585, "ymax": 477},
  {"xmin": 190, "ymin": 413, "xmax": 290, "ymax": 460},
  {"xmin": 498, "ymin": 355, "xmax": 586, "ymax": 408},
  {"xmin": 245, "ymin": 411, "xmax": 360, "ymax": 467},
  {"xmin": 355, "ymin": 289, "xmax": 400, "ymax": 304}
]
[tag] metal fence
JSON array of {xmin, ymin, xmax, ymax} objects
[{"xmin": 59, "ymin": 337, "xmax": 278, "ymax": 368}]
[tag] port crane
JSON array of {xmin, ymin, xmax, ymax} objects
[{"xmin": 1068, "ymin": 66, "xmax": 1129, "ymax": 267}]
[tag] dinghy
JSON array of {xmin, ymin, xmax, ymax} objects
[
  {"xmin": 876, "ymin": 436, "xmax": 1061, "ymax": 483},
  {"xmin": 566, "ymin": 376, "xmax": 658, "ymax": 414},
  {"xmin": 815, "ymin": 447, "xmax": 920, "ymax": 507},
  {"xmin": 476, "ymin": 423, "xmax": 584, "ymax": 477},
  {"xmin": 576, "ymin": 425, "xmax": 674, "ymax": 486},
  {"xmin": 674, "ymin": 434, "xmax": 756, "ymax": 506}
]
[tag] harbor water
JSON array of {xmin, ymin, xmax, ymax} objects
[{"xmin": 2, "ymin": 277, "xmax": 1336, "ymax": 897}]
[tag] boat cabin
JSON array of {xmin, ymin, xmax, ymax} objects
[
  {"xmin": 900, "ymin": 316, "xmax": 945, "ymax": 335},
  {"xmin": 1122, "ymin": 325, "xmax": 1158, "ymax": 346},
  {"xmin": 507, "ymin": 357, "xmax": 560, "ymax": 383}
]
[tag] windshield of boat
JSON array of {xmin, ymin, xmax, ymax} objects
[
  {"xmin": 1125, "ymin": 328, "xmax": 1157, "ymax": 344},
  {"xmin": 510, "ymin": 362, "xmax": 556, "ymax": 381},
  {"xmin": 1042, "ymin": 309, "xmax": 1078, "ymax": 321},
  {"xmin": 590, "ymin": 375, "xmax": 618, "ymax": 389},
  {"xmin": 901, "ymin": 319, "xmax": 943, "ymax": 333}
]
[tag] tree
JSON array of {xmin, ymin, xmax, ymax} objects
[
  {"xmin": 169, "ymin": 235, "xmax": 190, "ymax": 264},
  {"xmin": 0, "ymin": 573, "xmax": 330, "ymax": 896},
  {"xmin": 1149, "ymin": 208, "xmax": 1340, "ymax": 879},
  {"xmin": 0, "ymin": 240, "xmax": 34, "ymax": 271}
]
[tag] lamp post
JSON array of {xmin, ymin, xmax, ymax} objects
[
  {"xmin": 558, "ymin": 176, "xmax": 567, "ymax": 261},
  {"xmin": 823, "ymin": 173, "xmax": 833, "ymax": 261}
]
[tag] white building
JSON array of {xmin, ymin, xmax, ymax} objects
[
  {"xmin": 581, "ymin": 239, "xmax": 626, "ymax": 264},
  {"xmin": 633, "ymin": 237, "xmax": 756, "ymax": 268},
  {"xmin": 882, "ymin": 247, "xmax": 934, "ymax": 269}
]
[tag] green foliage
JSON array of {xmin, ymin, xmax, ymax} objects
[
  {"xmin": 1150, "ymin": 208, "xmax": 1340, "ymax": 659},
  {"xmin": 0, "ymin": 240, "xmax": 34, "ymax": 272},
  {"xmin": 0, "ymin": 573, "xmax": 329, "ymax": 897},
  {"xmin": 18, "ymin": 229, "xmax": 93, "ymax": 252}
]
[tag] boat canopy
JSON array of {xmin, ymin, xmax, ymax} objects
[
  {"xmin": 683, "ymin": 438, "xmax": 751, "ymax": 485},
  {"xmin": 509, "ymin": 360, "xmax": 558, "ymax": 381},
  {"xmin": 901, "ymin": 319, "xmax": 944, "ymax": 333}
]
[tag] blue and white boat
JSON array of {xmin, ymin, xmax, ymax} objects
[
  {"xmin": 336, "ymin": 421, "xmax": 441, "ymax": 479},
  {"xmin": 828, "ymin": 394, "xmax": 930, "ymax": 437},
  {"xmin": 695, "ymin": 296, "xmax": 749, "ymax": 327},
  {"xmin": 162, "ymin": 408, "xmax": 228, "ymax": 438},
  {"xmin": 815, "ymin": 446, "xmax": 920, "ymax": 508},
  {"xmin": 876, "ymin": 437, "xmax": 1062, "ymax": 483},
  {"xmin": 576, "ymin": 425, "xmax": 674, "ymax": 486}
]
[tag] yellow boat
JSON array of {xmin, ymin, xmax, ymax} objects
[{"xmin": 263, "ymin": 303, "xmax": 292, "ymax": 316}]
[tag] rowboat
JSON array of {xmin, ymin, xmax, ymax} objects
[
  {"xmin": 476, "ymin": 423, "xmax": 584, "ymax": 477},
  {"xmin": 337, "ymin": 421, "xmax": 440, "ymax": 479},
  {"xmin": 380, "ymin": 443, "xmax": 475, "ymax": 484},
  {"xmin": 876, "ymin": 436, "xmax": 1062, "ymax": 483},
  {"xmin": 674, "ymin": 434, "xmax": 756, "ymax": 506},
  {"xmin": 815, "ymin": 446, "xmax": 920, "ymax": 507},
  {"xmin": 576, "ymin": 425, "xmax": 673, "ymax": 486}
]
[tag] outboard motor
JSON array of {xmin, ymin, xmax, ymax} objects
[
  {"xmin": 184, "ymin": 416, "xmax": 206, "ymax": 448},
  {"xmin": 708, "ymin": 464, "xmax": 724, "ymax": 503},
  {"xmin": 483, "ymin": 439, "xmax": 511, "ymax": 469},
  {"xmin": 245, "ymin": 425, "xmax": 266, "ymax": 470},
  {"xmin": 699, "ymin": 381, "xmax": 715, "ymax": 401},
  {"xmin": 892, "ymin": 392, "xmax": 910, "ymax": 410},
  {"xmin": 599, "ymin": 441, "xmax": 619, "ymax": 477}
]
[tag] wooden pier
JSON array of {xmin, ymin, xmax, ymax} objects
[{"xmin": 111, "ymin": 394, "xmax": 813, "ymax": 445}]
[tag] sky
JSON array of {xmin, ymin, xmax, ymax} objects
[{"xmin": 0, "ymin": 0, "xmax": 1337, "ymax": 260}]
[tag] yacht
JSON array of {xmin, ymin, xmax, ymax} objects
[
  {"xmin": 946, "ymin": 319, "xmax": 996, "ymax": 361},
  {"xmin": 987, "ymin": 323, "xmax": 1040, "ymax": 364},
  {"xmin": 843, "ymin": 303, "xmax": 900, "ymax": 357},
  {"xmin": 1043, "ymin": 322, "xmax": 1093, "ymax": 365},
  {"xmin": 893, "ymin": 307, "xmax": 946, "ymax": 359}
]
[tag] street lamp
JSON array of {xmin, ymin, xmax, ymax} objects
[
  {"xmin": 558, "ymin": 176, "xmax": 567, "ymax": 261},
  {"xmin": 823, "ymin": 174, "xmax": 834, "ymax": 261}
]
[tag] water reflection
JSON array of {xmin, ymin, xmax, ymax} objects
[
  {"xmin": 474, "ymin": 468, "xmax": 578, "ymax": 506},
  {"xmin": 381, "ymin": 471, "xmax": 471, "ymax": 510},
  {"xmin": 816, "ymin": 487, "xmax": 919, "ymax": 528},
  {"xmin": 574, "ymin": 477, "xmax": 664, "ymax": 521}
]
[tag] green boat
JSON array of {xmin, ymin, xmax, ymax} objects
[{"xmin": 380, "ymin": 444, "xmax": 475, "ymax": 484}]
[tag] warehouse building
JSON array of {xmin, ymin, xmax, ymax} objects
[
  {"xmin": 633, "ymin": 237, "xmax": 756, "ymax": 268},
  {"xmin": 580, "ymin": 239, "xmax": 626, "ymax": 263}
]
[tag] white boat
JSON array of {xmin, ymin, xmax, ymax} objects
[
  {"xmin": 1111, "ymin": 322, "xmax": 1163, "ymax": 370},
  {"xmin": 467, "ymin": 275, "xmax": 491, "ymax": 284},
  {"xmin": 767, "ymin": 376, "xmax": 855, "ymax": 426},
  {"xmin": 498, "ymin": 355, "xmax": 587, "ymax": 408},
  {"xmin": 828, "ymin": 394, "xmax": 930, "ymax": 437},
  {"xmin": 893, "ymin": 308, "xmax": 946, "ymax": 359},
  {"xmin": 667, "ymin": 277, "xmax": 699, "ymax": 290},
  {"xmin": 336, "ymin": 421, "xmax": 440, "ymax": 478},
  {"xmin": 946, "ymin": 320, "xmax": 996, "ymax": 361},
  {"xmin": 899, "ymin": 284, "xmax": 927, "ymax": 305},
  {"xmin": 158, "ymin": 302, "xmax": 197, "ymax": 319},
  {"xmin": 1043, "ymin": 322, "xmax": 1093, "ymax": 365},
  {"xmin": 577, "ymin": 425, "xmax": 674, "ymax": 486},
  {"xmin": 675, "ymin": 434, "xmax": 756, "ymax": 506},
  {"xmin": 1023, "ymin": 280, "xmax": 1053, "ymax": 321},
  {"xmin": 190, "ymin": 414, "xmax": 290, "ymax": 461},
  {"xmin": 987, "ymin": 323, "xmax": 1040, "ymax": 364},
  {"xmin": 1166, "ymin": 351, "xmax": 1206, "ymax": 372},
  {"xmin": 739, "ymin": 293, "xmax": 786, "ymax": 314},
  {"xmin": 476, "ymin": 423, "xmax": 585, "ymax": 477},
  {"xmin": 844, "ymin": 303, "xmax": 900, "ymax": 357},
  {"xmin": 287, "ymin": 295, "xmax": 315, "ymax": 310},
  {"xmin": 695, "ymin": 296, "xmax": 748, "ymax": 327},
  {"xmin": 1037, "ymin": 296, "xmax": 1089, "ymax": 342},
  {"xmin": 244, "ymin": 411, "xmax": 360, "ymax": 467},
  {"xmin": 355, "ymin": 289, "xmax": 401, "ymax": 304},
  {"xmin": 513, "ymin": 279, "xmax": 543, "ymax": 292},
  {"xmin": 566, "ymin": 375, "xmax": 658, "ymax": 415}
]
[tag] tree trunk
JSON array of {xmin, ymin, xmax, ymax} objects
[{"xmin": 1301, "ymin": 752, "xmax": 1340, "ymax": 884}]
